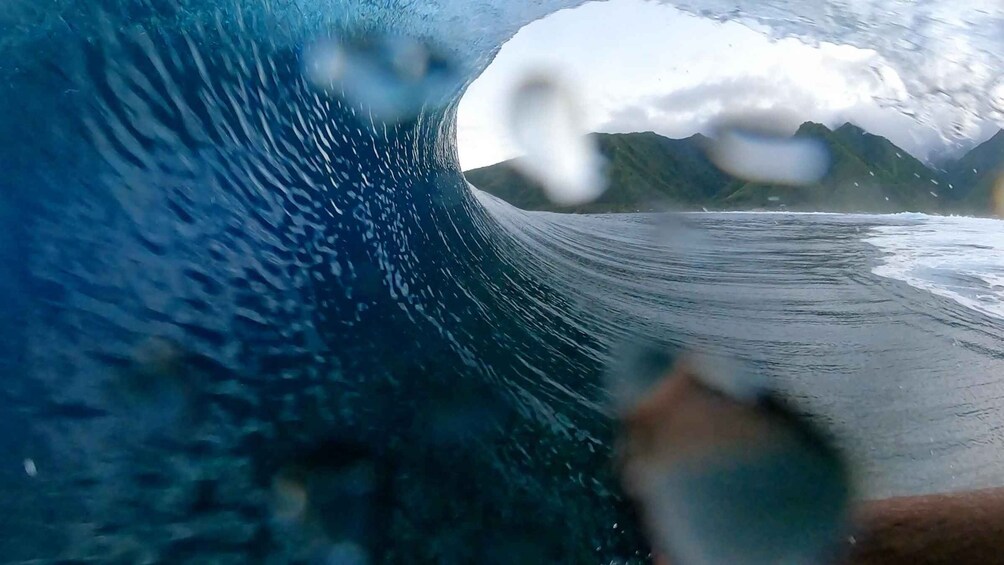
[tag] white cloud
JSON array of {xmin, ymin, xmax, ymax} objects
[{"xmin": 457, "ymin": 0, "xmax": 996, "ymax": 170}]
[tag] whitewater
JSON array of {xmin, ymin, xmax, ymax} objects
[{"xmin": 866, "ymin": 214, "xmax": 1004, "ymax": 322}]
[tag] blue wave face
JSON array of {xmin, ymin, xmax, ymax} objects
[{"xmin": 0, "ymin": 1, "xmax": 642, "ymax": 561}]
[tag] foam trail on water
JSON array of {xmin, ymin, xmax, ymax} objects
[{"xmin": 866, "ymin": 215, "xmax": 1004, "ymax": 321}]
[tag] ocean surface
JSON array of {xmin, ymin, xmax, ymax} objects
[
  {"xmin": 1, "ymin": 1, "xmax": 1002, "ymax": 562},
  {"xmin": 485, "ymin": 196, "xmax": 1004, "ymax": 500}
]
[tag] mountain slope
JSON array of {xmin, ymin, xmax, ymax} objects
[
  {"xmin": 945, "ymin": 130, "xmax": 1004, "ymax": 212},
  {"xmin": 465, "ymin": 124, "xmax": 1000, "ymax": 214},
  {"xmin": 464, "ymin": 132, "xmax": 730, "ymax": 213},
  {"xmin": 722, "ymin": 122, "xmax": 945, "ymax": 212}
]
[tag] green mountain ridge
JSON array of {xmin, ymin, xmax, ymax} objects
[
  {"xmin": 944, "ymin": 129, "xmax": 1004, "ymax": 212},
  {"xmin": 464, "ymin": 123, "xmax": 1004, "ymax": 215}
]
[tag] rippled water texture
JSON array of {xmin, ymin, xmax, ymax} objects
[
  {"xmin": 487, "ymin": 202, "xmax": 1004, "ymax": 496},
  {"xmin": 1, "ymin": 0, "xmax": 1002, "ymax": 562}
]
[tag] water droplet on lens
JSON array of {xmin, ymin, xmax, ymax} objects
[
  {"xmin": 270, "ymin": 441, "xmax": 388, "ymax": 561},
  {"xmin": 993, "ymin": 174, "xmax": 1004, "ymax": 217},
  {"xmin": 303, "ymin": 34, "xmax": 457, "ymax": 122},
  {"xmin": 116, "ymin": 336, "xmax": 200, "ymax": 431},
  {"xmin": 385, "ymin": 36, "xmax": 430, "ymax": 82},
  {"xmin": 323, "ymin": 541, "xmax": 369, "ymax": 565},
  {"xmin": 304, "ymin": 39, "xmax": 349, "ymax": 86},
  {"xmin": 707, "ymin": 122, "xmax": 829, "ymax": 186},
  {"xmin": 605, "ymin": 338, "xmax": 680, "ymax": 412},
  {"xmin": 272, "ymin": 475, "xmax": 308, "ymax": 523},
  {"xmin": 507, "ymin": 73, "xmax": 605, "ymax": 205},
  {"xmin": 132, "ymin": 336, "xmax": 184, "ymax": 377},
  {"xmin": 618, "ymin": 358, "xmax": 851, "ymax": 565}
]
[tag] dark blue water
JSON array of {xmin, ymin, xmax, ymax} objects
[
  {"xmin": 0, "ymin": 5, "xmax": 631, "ymax": 561},
  {"xmin": 2, "ymin": 2, "xmax": 1003, "ymax": 562}
]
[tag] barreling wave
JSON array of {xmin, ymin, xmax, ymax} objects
[{"xmin": 0, "ymin": 0, "xmax": 1000, "ymax": 561}]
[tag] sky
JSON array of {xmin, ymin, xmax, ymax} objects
[{"xmin": 456, "ymin": 0, "xmax": 999, "ymax": 170}]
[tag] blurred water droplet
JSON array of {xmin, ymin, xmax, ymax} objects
[
  {"xmin": 272, "ymin": 475, "xmax": 309, "ymax": 523},
  {"xmin": 606, "ymin": 338, "xmax": 680, "ymax": 413},
  {"xmin": 507, "ymin": 74, "xmax": 605, "ymax": 205},
  {"xmin": 132, "ymin": 336, "xmax": 184, "ymax": 377},
  {"xmin": 385, "ymin": 36, "xmax": 430, "ymax": 82},
  {"xmin": 304, "ymin": 34, "xmax": 458, "ymax": 122},
  {"xmin": 687, "ymin": 353, "xmax": 765, "ymax": 403},
  {"xmin": 23, "ymin": 459, "xmax": 37, "ymax": 478},
  {"xmin": 618, "ymin": 357, "xmax": 851, "ymax": 565},
  {"xmin": 993, "ymin": 174, "xmax": 1004, "ymax": 217},
  {"xmin": 271, "ymin": 441, "xmax": 388, "ymax": 561},
  {"xmin": 645, "ymin": 212, "xmax": 709, "ymax": 251},
  {"xmin": 114, "ymin": 336, "xmax": 209, "ymax": 435},
  {"xmin": 707, "ymin": 122, "xmax": 830, "ymax": 186},
  {"xmin": 112, "ymin": 337, "xmax": 199, "ymax": 429},
  {"xmin": 323, "ymin": 541, "xmax": 370, "ymax": 565},
  {"xmin": 305, "ymin": 38, "xmax": 350, "ymax": 85}
]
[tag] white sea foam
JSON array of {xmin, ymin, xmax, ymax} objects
[{"xmin": 865, "ymin": 215, "xmax": 1004, "ymax": 320}]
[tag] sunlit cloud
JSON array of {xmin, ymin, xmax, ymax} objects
[{"xmin": 457, "ymin": 0, "xmax": 996, "ymax": 170}]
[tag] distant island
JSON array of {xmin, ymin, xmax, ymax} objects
[{"xmin": 464, "ymin": 122, "xmax": 1004, "ymax": 215}]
